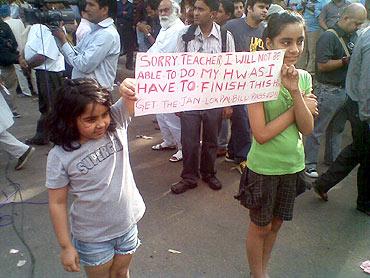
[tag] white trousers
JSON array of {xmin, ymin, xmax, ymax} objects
[
  {"xmin": 0, "ymin": 130, "xmax": 28, "ymax": 159},
  {"xmin": 156, "ymin": 113, "xmax": 182, "ymax": 149},
  {"xmin": 14, "ymin": 64, "xmax": 32, "ymax": 96}
]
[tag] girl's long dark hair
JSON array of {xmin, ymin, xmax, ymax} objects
[{"xmin": 46, "ymin": 78, "xmax": 116, "ymax": 152}]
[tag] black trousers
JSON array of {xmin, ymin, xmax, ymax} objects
[
  {"xmin": 316, "ymin": 97, "xmax": 370, "ymax": 210},
  {"xmin": 180, "ymin": 108, "xmax": 223, "ymax": 184},
  {"xmin": 34, "ymin": 70, "xmax": 63, "ymax": 140},
  {"xmin": 118, "ymin": 22, "xmax": 135, "ymax": 68},
  {"xmin": 227, "ymin": 104, "xmax": 251, "ymax": 163}
]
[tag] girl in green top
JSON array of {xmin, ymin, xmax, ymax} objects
[{"xmin": 241, "ymin": 11, "xmax": 318, "ymax": 278}]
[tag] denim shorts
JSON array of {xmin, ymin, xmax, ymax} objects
[{"xmin": 72, "ymin": 224, "xmax": 140, "ymax": 266}]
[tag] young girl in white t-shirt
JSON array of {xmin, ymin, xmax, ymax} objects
[{"xmin": 46, "ymin": 78, "xmax": 145, "ymax": 278}]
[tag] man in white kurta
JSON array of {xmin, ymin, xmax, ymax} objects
[{"xmin": 147, "ymin": 0, "xmax": 185, "ymax": 162}]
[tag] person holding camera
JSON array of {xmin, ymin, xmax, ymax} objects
[
  {"xmin": 23, "ymin": 19, "xmax": 65, "ymax": 145},
  {"xmin": 52, "ymin": 0, "xmax": 120, "ymax": 91}
]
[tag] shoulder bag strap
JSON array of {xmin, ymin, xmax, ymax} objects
[{"xmin": 326, "ymin": 29, "xmax": 350, "ymax": 57}]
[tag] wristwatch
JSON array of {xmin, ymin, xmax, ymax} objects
[{"xmin": 146, "ymin": 33, "xmax": 151, "ymax": 37}]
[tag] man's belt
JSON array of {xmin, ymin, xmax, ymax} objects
[{"xmin": 321, "ymin": 81, "xmax": 345, "ymax": 88}]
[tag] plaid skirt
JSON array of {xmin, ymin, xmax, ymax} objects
[{"xmin": 235, "ymin": 168, "xmax": 303, "ymax": 226}]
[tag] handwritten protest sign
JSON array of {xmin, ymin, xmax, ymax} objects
[{"xmin": 134, "ymin": 50, "xmax": 285, "ymax": 116}]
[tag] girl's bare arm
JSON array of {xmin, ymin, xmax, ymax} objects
[
  {"xmin": 48, "ymin": 187, "xmax": 80, "ymax": 272},
  {"xmin": 248, "ymin": 102, "xmax": 295, "ymax": 144}
]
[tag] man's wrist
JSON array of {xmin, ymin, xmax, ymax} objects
[{"xmin": 341, "ymin": 56, "xmax": 350, "ymax": 66}]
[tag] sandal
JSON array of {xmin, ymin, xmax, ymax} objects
[
  {"xmin": 152, "ymin": 142, "xmax": 176, "ymax": 151},
  {"xmin": 169, "ymin": 150, "xmax": 183, "ymax": 162}
]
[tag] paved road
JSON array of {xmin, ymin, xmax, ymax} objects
[{"xmin": 0, "ymin": 61, "xmax": 369, "ymax": 278}]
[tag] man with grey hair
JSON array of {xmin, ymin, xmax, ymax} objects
[
  {"xmin": 304, "ymin": 3, "xmax": 367, "ymax": 178},
  {"xmin": 149, "ymin": 0, "xmax": 185, "ymax": 163}
]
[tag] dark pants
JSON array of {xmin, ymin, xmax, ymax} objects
[
  {"xmin": 118, "ymin": 22, "xmax": 135, "ymax": 68},
  {"xmin": 227, "ymin": 105, "xmax": 251, "ymax": 163},
  {"xmin": 34, "ymin": 70, "xmax": 63, "ymax": 141},
  {"xmin": 315, "ymin": 97, "xmax": 370, "ymax": 211},
  {"xmin": 180, "ymin": 109, "xmax": 223, "ymax": 184}
]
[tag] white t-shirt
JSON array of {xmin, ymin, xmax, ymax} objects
[
  {"xmin": 46, "ymin": 99, "xmax": 146, "ymax": 242},
  {"xmin": 24, "ymin": 24, "xmax": 65, "ymax": 72}
]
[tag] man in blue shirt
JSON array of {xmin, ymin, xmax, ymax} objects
[
  {"xmin": 53, "ymin": 0, "xmax": 120, "ymax": 91},
  {"xmin": 296, "ymin": 0, "xmax": 323, "ymax": 74}
]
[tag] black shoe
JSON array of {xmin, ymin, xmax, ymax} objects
[
  {"xmin": 356, "ymin": 207, "xmax": 370, "ymax": 216},
  {"xmin": 15, "ymin": 147, "xmax": 35, "ymax": 170},
  {"xmin": 313, "ymin": 185, "xmax": 328, "ymax": 201},
  {"xmin": 25, "ymin": 137, "xmax": 49, "ymax": 145},
  {"xmin": 12, "ymin": 112, "xmax": 21, "ymax": 118},
  {"xmin": 202, "ymin": 176, "xmax": 222, "ymax": 190},
  {"xmin": 171, "ymin": 180, "xmax": 197, "ymax": 194}
]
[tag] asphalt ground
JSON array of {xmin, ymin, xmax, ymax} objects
[{"xmin": 0, "ymin": 58, "xmax": 369, "ymax": 278}]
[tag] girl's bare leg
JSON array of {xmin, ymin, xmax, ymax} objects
[{"xmin": 246, "ymin": 221, "xmax": 271, "ymax": 278}]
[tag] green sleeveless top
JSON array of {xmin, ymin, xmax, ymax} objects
[{"xmin": 247, "ymin": 70, "xmax": 312, "ymax": 175}]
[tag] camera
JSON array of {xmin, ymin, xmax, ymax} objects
[{"xmin": 23, "ymin": 0, "xmax": 81, "ymax": 26}]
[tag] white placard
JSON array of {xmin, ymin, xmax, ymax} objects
[{"xmin": 134, "ymin": 50, "xmax": 285, "ymax": 116}]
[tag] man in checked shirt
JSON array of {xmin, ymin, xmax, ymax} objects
[
  {"xmin": 119, "ymin": 0, "xmax": 235, "ymax": 194},
  {"xmin": 170, "ymin": 0, "xmax": 235, "ymax": 194}
]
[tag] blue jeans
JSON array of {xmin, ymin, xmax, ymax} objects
[
  {"xmin": 72, "ymin": 224, "xmax": 140, "ymax": 266},
  {"xmin": 217, "ymin": 119, "xmax": 229, "ymax": 149},
  {"xmin": 305, "ymin": 83, "xmax": 347, "ymax": 169},
  {"xmin": 227, "ymin": 105, "xmax": 251, "ymax": 163}
]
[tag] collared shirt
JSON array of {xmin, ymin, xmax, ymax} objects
[
  {"xmin": 346, "ymin": 26, "xmax": 370, "ymax": 124},
  {"xmin": 24, "ymin": 24, "xmax": 65, "ymax": 72},
  {"xmin": 319, "ymin": 0, "xmax": 350, "ymax": 29},
  {"xmin": 175, "ymin": 22, "xmax": 235, "ymax": 53},
  {"xmin": 147, "ymin": 18, "xmax": 185, "ymax": 53},
  {"xmin": 316, "ymin": 23, "xmax": 357, "ymax": 85},
  {"xmin": 75, "ymin": 18, "xmax": 92, "ymax": 44},
  {"xmin": 61, "ymin": 18, "xmax": 120, "ymax": 90}
]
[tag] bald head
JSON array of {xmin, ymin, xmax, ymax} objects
[
  {"xmin": 341, "ymin": 3, "xmax": 367, "ymax": 19},
  {"xmin": 339, "ymin": 3, "xmax": 367, "ymax": 33}
]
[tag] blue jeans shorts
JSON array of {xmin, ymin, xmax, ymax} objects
[{"xmin": 72, "ymin": 224, "xmax": 140, "ymax": 266}]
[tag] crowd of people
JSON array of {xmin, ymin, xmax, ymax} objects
[{"xmin": 0, "ymin": 0, "xmax": 369, "ymax": 277}]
